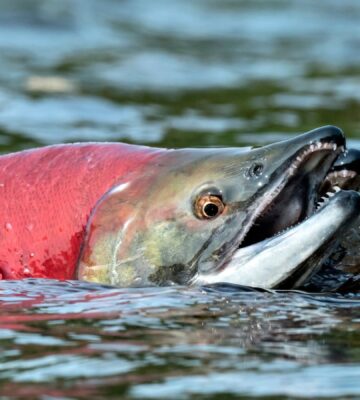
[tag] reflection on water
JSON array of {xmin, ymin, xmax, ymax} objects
[
  {"xmin": 0, "ymin": 0, "xmax": 360, "ymax": 398},
  {"xmin": 0, "ymin": 279, "xmax": 359, "ymax": 398}
]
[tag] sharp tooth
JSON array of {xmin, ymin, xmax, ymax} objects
[
  {"xmin": 327, "ymin": 191, "xmax": 335, "ymax": 197},
  {"xmin": 332, "ymin": 143, "xmax": 337, "ymax": 151},
  {"xmin": 333, "ymin": 186, "xmax": 341, "ymax": 192},
  {"xmin": 316, "ymin": 199, "xmax": 325, "ymax": 211}
]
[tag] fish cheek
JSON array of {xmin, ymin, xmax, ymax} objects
[
  {"xmin": 143, "ymin": 221, "xmax": 204, "ymax": 285},
  {"xmin": 78, "ymin": 231, "xmax": 116, "ymax": 284}
]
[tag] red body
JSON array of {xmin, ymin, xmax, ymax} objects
[{"xmin": 0, "ymin": 143, "xmax": 161, "ymax": 280}]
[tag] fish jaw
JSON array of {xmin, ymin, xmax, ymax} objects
[{"xmin": 196, "ymin": 190, "xmax": 360, "ymax": 289}]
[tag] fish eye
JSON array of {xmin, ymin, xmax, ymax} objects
[
  {"xmin": 194, "ymin": 193, "xmax": 225, "ymax": 219},
  {"xmin": 249, "ymin": 162, "xmax": 264, "ymax": 177}
]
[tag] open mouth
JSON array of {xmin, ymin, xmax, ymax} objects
[
  {"xmin": 239, "ymin": 141, "xmax": 347, "ymax": 250},
  {"xmin": 196, "ymin": 127, "xmax": 360, "ymax": 289}
]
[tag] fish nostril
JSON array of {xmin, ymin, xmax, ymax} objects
[{"xmin": 248, "ymin": 163, "xmax": 264, "ymax": 178}]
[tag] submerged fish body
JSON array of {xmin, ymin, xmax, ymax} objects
[{"xmin": 0, "ymin": 126, "xmax": 359, "ymax": 290}]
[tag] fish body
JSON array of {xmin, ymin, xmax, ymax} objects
[
  {"xmin": 0, "ymin": 126, "xmax": 358, "ymax": 290},
  {"xmin": 0, "ymin": 143, "xmax": 160, "ymax": 280}
]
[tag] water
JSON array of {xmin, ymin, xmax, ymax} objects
[
  {"xmin": 0, "ymin": 280, "xmax": 359, "ymax": 399},
  {"xmin": 0, "ymin": 0, "xmax": 360, "ymax": 398}
]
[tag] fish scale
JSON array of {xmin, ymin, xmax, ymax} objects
[{"xmin": 0, "ymin": 143, "xmax": 160, "ymax": 280}]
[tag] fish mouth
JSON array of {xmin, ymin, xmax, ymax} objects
[
  {"xmin": 239, "ymin": 141, "xmax": 344, "ymax": 249},
  {"xmin": 199, "ymin": 127, "xmax": 360, "ymax": 289}
]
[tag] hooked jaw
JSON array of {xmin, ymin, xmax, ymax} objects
[{"xmin": 195, "ymin": 126, "xmax": 360, "ymax": 289}]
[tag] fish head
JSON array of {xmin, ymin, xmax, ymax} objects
[{"xmin": 77, "ymin": 126, "xmax": 360, "ymax": 288}]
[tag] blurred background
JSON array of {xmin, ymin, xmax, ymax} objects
[{"xmin": 1, "ymin": 0, "xmax": 360, "ymax": 153}]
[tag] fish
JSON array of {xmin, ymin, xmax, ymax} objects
[{"xmin": 0, "ymin": 125, "xmax": 359, "ymax": 290}]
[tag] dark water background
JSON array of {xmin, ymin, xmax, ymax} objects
[{"xmin": 0, "ymin": 1, "xmax": 360, "ymax": 398}]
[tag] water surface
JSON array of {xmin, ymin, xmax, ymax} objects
[{"xmin": 0, "ymin": 280, "xmax": 359, "ymax": 399}]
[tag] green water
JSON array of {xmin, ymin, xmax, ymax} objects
[{"xmin": 0, "ymin": 1, "xmax": 359, "ymax": 398}]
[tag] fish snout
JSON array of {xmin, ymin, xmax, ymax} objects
[{"xmin": 306, "ymin": 125, "xmax": 345, "ymax": 147}]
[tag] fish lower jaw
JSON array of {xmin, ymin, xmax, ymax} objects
[
  {"xmin": 201, "ymin": 190, "xmax": 360, "ymax": 289},
  {"xmin": 202, "ymin": 142, "xmax": 359, "ymax": 289},
  {"xmin": 315, "ymin": 186, "xmax": 341, "ymax": 211}
]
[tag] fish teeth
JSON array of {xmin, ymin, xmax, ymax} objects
[
  {"xmin": 290, "ymin": 141, "xmax": 340, "ymax": 176},
  {"xmin": 316, "ymin": 201, "xmax": 324, "ymax": 211},
  {"xmin": 315, "ymin": 186, "xmax": 341, "ymax": 211}
]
